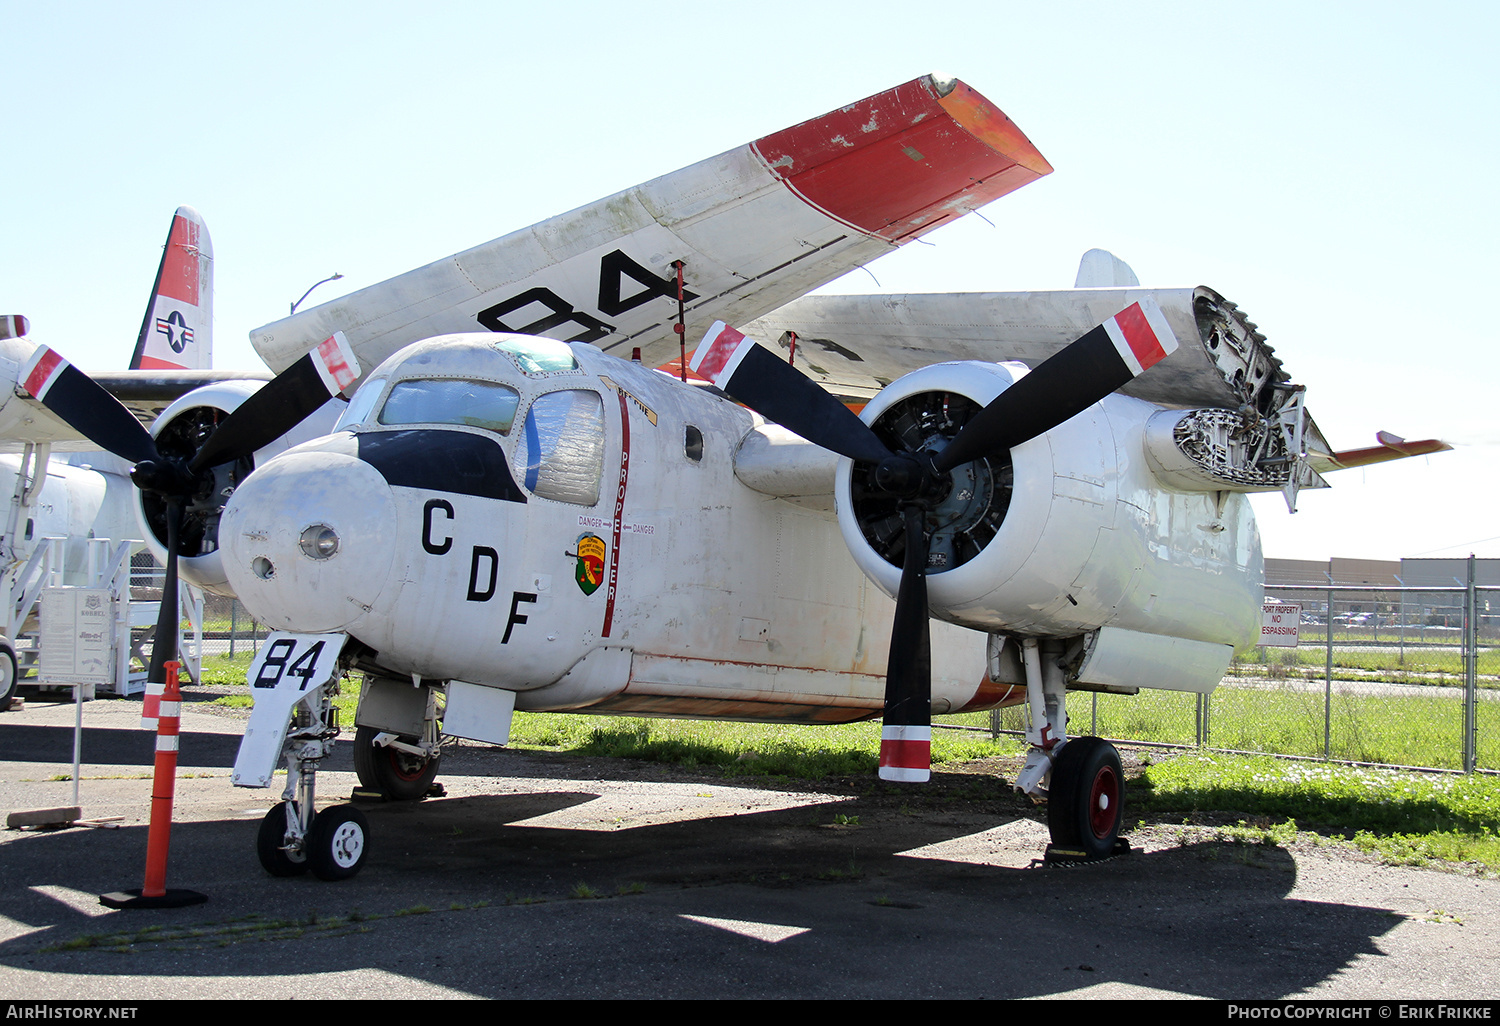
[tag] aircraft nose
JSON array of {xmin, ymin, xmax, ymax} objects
[{"xmin": 222, "ymin": 449, "xmax": 398, "ymax": 634}]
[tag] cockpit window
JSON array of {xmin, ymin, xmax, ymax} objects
[
  {"xmin": 377, "ymin": 379, "xmax": 522, "ymax": 434},
  {"xmin": 335, "ymin": 375, "xmax": 387, "ymax": 431},
  {"xmin": 494, "ymin": 337, "xmax": 579, "ymax": 375},
  {"xmin": 521, "ymin": 389, "xmax": 605, "ymax": 506}
]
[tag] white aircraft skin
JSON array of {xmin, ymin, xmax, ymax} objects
[
  {"xmin": 222, "ymin": 335, "xmax": 992, "ymax": 722},
  {"xmin": 222, "ymin": 327, "xmax": 1260, "ymax": 724},
  {"xmin": 838, "ymin": 360, "xmax": 1263, "ymax": 651}
]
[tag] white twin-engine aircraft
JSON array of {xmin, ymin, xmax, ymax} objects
[{"xmin": 6, "ymin": 75, "xmax": 1447, "ymax": 881}]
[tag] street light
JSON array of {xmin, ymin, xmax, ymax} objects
[{"xmin": 290, "ymin": 273, "xmax": 345, "ymax": 315}]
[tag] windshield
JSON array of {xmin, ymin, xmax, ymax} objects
[
  {"xmin": 335, "ymin": 376, "xmax": 387, "ymax": 431},
  {"xmin": 377, "ymin": 379, "xmax": 522, "ymax": 435}
]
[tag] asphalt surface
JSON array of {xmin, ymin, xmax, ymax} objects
[{"xmin": 2, "ymin": 688, "xmax": 1499, "ymax": 1001}]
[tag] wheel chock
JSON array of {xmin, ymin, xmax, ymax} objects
[
  {"xmin": 6, "ymin": 806, "xmax": 81, "ymax": 830},
  {"xmin": 1043, "ymin": 836, "xmax": 1132, "ymax": 866}
]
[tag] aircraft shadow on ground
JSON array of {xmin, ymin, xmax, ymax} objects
[
  {"xmin": 0, "ymin": 723, "xmax": 247, "ymax": 768},
  {"xmin": 0, "ymin": 789, "xmax": 1404, "ymax": 999}
]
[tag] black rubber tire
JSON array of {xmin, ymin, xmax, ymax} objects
[
  {"xmin": 0, "ymin": 643, "xmax": 17, "ymax": 710},
  {"xmin": 307, "ymin": 804, "xmax": 370, "ymax": 881},
  {"xmin": 256, "ymin": 802, "xmax": 310, "ymax": 877},
  {"xmin": 1047, "ymin": 736, "xmax": 1123, "ymax": 859},
  {"xmin": 352, "ymin": 725, "xmax": 440, "ymax": 800}
]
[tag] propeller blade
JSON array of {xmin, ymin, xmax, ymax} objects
[
  {"xmin": 878, "ymin": 504, "xmax": 933, "ymax": 783},
  {"xmin": 145, "ymin": 500, "xmax": 183, "ymax": 686},
  {"xmin": 691, "ymin": 322, "xmax": 894, "ymax": 465},
  {"xmin": 934, "ymin": 298, "xmax": 1179, "ymax": 474},
  {"xmin": 19, "ymin": 346, "xmax": 160, "ymax": 465},
  {"xmin": 189, "ymin": 332, "xmax": 360, "ymax": 473}
]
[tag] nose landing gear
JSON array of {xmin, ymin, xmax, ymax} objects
[{"xmin": 233, "ymin": 633, "xmax": 375, "ymax": 881}]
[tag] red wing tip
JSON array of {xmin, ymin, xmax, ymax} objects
[
  {"xmin": 934, "ymin": 78, "xmax": 1053, "ymax": 176},
  {"xmin": 1, "ymin": 315, "xmax": 30, "ymax": 340}
]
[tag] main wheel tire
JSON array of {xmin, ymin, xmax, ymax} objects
[
  {"xmin": 256, "ymin": 802, "xmax": 310, "ymax": 877},
  {"xmin": 0, "ymin": 643, "xmax": 17, "ymax": 710},
  {"xmin": 307, "ymin": 804, "xmax": 370, "ymax": 881},
  {"xmin": 353, "ymin": 725, "xmax": 440, "ymax": 800},
  {"xmin": 1047, "ymin": 736, "xmax": 1123, "ymax": 859}
]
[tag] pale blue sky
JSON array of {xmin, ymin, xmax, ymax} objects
[{"xmin": 3, "ymin": 1, "xmax": 1495, "ymax": 560}]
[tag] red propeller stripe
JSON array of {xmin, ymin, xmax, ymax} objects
[
  {"xmin": 689, "ymin": 321, "xmax": 755, "ymax": 386},
  {"xmin": 878, "ymin": 724, "xmax": 931, "ymax": 782},
  {"xmin": 1103, "ymin": 300, "xmax": 1175, "ymax": 376},
  {"xmin": 20, "ymin": 347, "xmax": 66, "ymax": 400},
  {"xmin": 312, "ymin": 332, "xmax": 359, "ymax": 395}
]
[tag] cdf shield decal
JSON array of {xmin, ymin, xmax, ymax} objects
[{"xmin": 572, "ymin": 533, "xmax": 607, "ymax": 595}]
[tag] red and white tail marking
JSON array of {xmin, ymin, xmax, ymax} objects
[
  {"xmin": 312, "ymin": 331, "xmax": 360, "ymax": 395},
  {"xmin": 1102, "ymin": 297, "xmax": 1177, "ymax": 377},
  {"xmin": 0, "ymin": 315, "xmax": 29, "ymax": 341},
  {"xmin": 132, "ymin": 207, "xmax": 214, "ymax": 371},
  {"xmin": 690, "ymin": 321, "xmax": 757, "ymax": 387},
  {"xmin": 20, "ymin": 346, "xmax": 67, "ymax": 401},
  {"xmin": 878, "ymin": 724, "xmax": 931, "ymax": 783}
]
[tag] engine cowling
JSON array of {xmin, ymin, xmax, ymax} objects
[
  {"xmin": 137, "ymin": 381, "xmax": 346, "ymax": 595},
  {"xmin": 834, "ymin": 361, "xmax": 1262, "ymax": 651}
]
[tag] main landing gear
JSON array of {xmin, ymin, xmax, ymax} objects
[
  {"xmin": 1006, "ymin": 635, "xmax": 1128, "ymax": 863},
  {"xmin": 352, "ymin": 725, "xmax": 442, "ymax": 801},
  {"xmin": 1046, "ymin": 735, "xmax": 1126, "ymax": 860}
]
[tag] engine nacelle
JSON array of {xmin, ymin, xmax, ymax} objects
[
  {"xmin": 835, "ymin": 361, "xmax": 1263, "ymax": 653},
  {"xmin": 137, "ymin": 382, "xmax": 346, "ymax": 596}
]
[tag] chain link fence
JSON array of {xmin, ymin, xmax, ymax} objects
[
  {"xmin": 199, "ymin": 593, "xmax": 272, "ymax": 658},
  {"xmin": 970, "ymin": 573, "xmax": 1498, "ymax": 774}
]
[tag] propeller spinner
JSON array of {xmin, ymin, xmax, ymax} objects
[
  {"xmin": 691, "ymin": 302, "xmax": 1179, "ymax": 781},
  {"xmin": 18, "ymin": 333, "xmax": 360, "ymax": 685}
]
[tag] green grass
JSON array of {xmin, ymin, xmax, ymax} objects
[
  {"xmin": 1045, "ymin": 684, "xmax": 1500, "ymax": 772},
  {"xmin": 1230, "ymin": 639, "xmax": 1500, "ymax": 684},
  {"xmin": 193, "ymin": 652, "xmax": 360, "ymax": 722},
  {"xmin": 506, "ymin": 712, "xmax": 1023, "ymax": 779},
  {"xmin": 191, "ymin": 648, "xmax": 1500, "ymax": 870},
  {"xmin": 198, "ymin": 653, "xmax": 255, "ymax": 686},
  {"xmin": 1134, "ymin": 753, "xmax": 1500, "ymax": 871}
]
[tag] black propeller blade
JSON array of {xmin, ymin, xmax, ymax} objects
[
  {"xmin": 20, "ymin": 333, "xmax": 361, "ymax": 690},
  {"xmin": 878, "ymin": 504, "xmax": 933, "ymax": 781},
  {"xmin": 691, "ymin": 322, "xmax": 895, "ymax": 465},
  {"xmin": 692, "ymin": 301, "xmax": 1179, "ymax": 782},
  {"xmin": 20, "ymin": 348, "xmax": 161, "ymax": 465},
  {"xmin": 933, "ymin": 300, "xmax": 1176, "ymax": 474}
]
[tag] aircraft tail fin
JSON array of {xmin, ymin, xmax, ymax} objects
[
  {"xmin": 129, "ymin": 206, "xmax": 213, "ymax": 370},
  {"xmin": 1074, "ymin": 249, "xmax": 1140, "ymax": 288}
]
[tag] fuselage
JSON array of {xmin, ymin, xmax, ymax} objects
[{"xmin": 221, "ymin": 334, "xmax": 990, "ymax": 722}]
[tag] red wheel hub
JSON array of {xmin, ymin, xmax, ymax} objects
[{"xmin": 1088, "ymin": 765, "xmax": 1120, "ymax": 840}]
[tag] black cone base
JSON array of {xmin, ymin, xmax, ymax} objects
[{"xmin": 99, "ymin": 888, "xmax": 208, "ymax": 909}]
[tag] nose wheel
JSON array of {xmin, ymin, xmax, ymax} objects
[{"xmin": 1046, "ymin": 736, "xmax": 1128, "ymax": 861}]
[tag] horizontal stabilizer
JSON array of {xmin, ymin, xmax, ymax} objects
[{"xmin": 1312, "ymin": 432, "xmax": 1452, "ymax": 472}]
